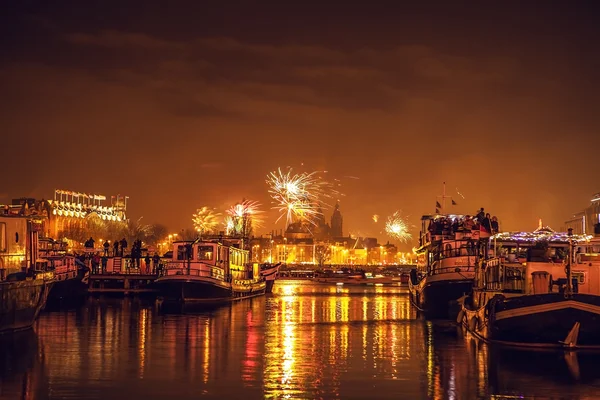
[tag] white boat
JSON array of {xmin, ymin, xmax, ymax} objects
[{"xmin": 154, "ymin": 238, "xmax": 266, "ymax": 304}]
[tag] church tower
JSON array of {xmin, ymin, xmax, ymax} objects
[{"xmin": 330, "ymin": 202, "xmax": 343, "ymax": 237}]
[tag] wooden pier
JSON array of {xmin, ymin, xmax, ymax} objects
[{"xmin": 88, "ymin": 273, "xmax": 159, "ymax": 295}]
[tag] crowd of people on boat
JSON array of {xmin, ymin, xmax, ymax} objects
[{"xmin": 421, "ymin": 208, "xmax": 500, "ymax": 246}]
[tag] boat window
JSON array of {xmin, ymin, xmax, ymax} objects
[
  {"xmin": 0, "ymin": 223, "xmax": 6, "ymax": 252},
  {"xmin": 177, "ymin": 245, "xmax": 189, "ymax": 260},
  {"xmin": 572, "ymin": 271, "xmax": 586, "ymax": 284},
  {"xmin": 197, "ymin": 246, "xmax": 213, "ymax": 261}
]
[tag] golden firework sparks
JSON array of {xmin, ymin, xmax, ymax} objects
[
  {"xmin": 385, "ymin": 211, "xmax": 412, "ymax": 243},
  {"xmin": 266, "ymin": 167, "xmax": 336, "ymax": 227},
  {"xmin": 192, "ymin": 207, "xmax": 221, "ymax": 235},
  {"xmin": 225, "ymin": 199, "xmax": 263, "ymax": 236}
]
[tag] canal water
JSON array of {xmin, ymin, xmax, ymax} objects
[{"xmin": 1, "ymin": 281, "xmax": 600, "ymax": 399}]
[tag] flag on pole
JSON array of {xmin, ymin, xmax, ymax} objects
[
  {"xmin": 436, "ymin": 201, "xmax": 441, "ymax": 208},
  {"xmin": 435, "ymin": 208, "xmax": 440, "ymax": 214},
  {"xmin": 452, "ymin": 199, "xmax": 457, "ymax": 206}
]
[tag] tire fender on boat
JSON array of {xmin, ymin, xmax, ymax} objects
[
  {"xmin": 468, "ymin": 315, "xmax": 479, "ymax": 332},
  {"xmin": 456, "ymin": 309, "xmax": 465, "ymax": 325}
]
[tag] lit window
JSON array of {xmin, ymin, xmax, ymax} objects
[{"xmin": 197, "ymin": 246, "xmax": 213, "ymax": 261}]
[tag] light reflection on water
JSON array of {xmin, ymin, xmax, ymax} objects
[
  {"xmin": 264, "ymin": 282, "xmax": 421, "ymax": 399},
  {"xmin": 0, "ymin": 281, "xmax": 599, "ymax": 399}
]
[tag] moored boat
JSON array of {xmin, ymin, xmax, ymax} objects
[
  {"xmin": 260, "ymin": 262, "xmax": 281, "ymax": 293},
  {"xmin": 409, "ymin": 213, "xmax": 490, "ymax": 318},
  {"xmin": 154, "ymin": 238, "xmax": 266, "ymax": 304},
  {"xmin": 460, "ymin": 226, "xmax": 600, "ymax": 349},
  {"xmin": 0, "ymin": 214, "xmax": 54, "ymax": 334},
  {"xmin": 312, "ymin": 268, "xmax": 365, "ymax": 284},
  {"xmin": 39, "ymin": 238, "xmax": 89, "ymax": 306}
]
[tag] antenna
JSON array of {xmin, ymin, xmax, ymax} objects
[{"xmin": 436, "ymin": 182, "xmax": 454, "ymax": 214}]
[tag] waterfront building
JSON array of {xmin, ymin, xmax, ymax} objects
[
  {"xmin": 564, "ymin": 193, "xmax": 600, "ymax": 234},
  {"xmin": 249, "ymin": 232, "xmax": 408, "ymax": 266},
  {"xmin": 247, "ymin": 199, "xmax": 410, "ymax": 266},
  {"xmin": 6, "ymin": 189, "xmax": 128, "ymax": 250}
]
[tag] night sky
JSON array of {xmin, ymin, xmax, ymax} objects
[{"xmin": 2, "ymin": 1, "xmax": 600, "ymax": 245}]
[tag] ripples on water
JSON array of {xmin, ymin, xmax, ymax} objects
[{"xmin": 1, "ymin": 281, "xmax": 600, "ymax": 399}]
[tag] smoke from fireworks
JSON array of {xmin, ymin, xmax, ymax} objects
[
  {"xmin": 385, "ymin": 211, "xmax": 412, "ymax": 243},
  {"xmin": 225, "ymin": 199, "xmax": 263, "ymax": 236},
  {"xmin": 266, "ymin": 167, "xmax": 335, "ymax": 227},
  {"xmin": 192, "ymin": 207, "xmax": 221, "ymax": 235}
]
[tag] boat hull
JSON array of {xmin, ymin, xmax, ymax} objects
[
  {"xmin": 265, "ymin": 280, "xmax": 275, "ymax": 293},
  {"xmin": 260, "ymin": 263, "xmax": 281, "ymax": 294},
  {"xmin": 409, "ymin": 272, "xmax": 473, "ymax": 319},
  {"xmin": 0, "ymin": 278, "xmax": 53, "ymax": 334},
  {"xmin": 462, "ymin": 293, "xmax": 600, "ymax": 348},
  {"xmin": 46, "ymin": 276, "xmax": 88, "ymax": 306},
  {"xmin": 155, "ymin": 276, "xmax": 266, "ymax": 304}
]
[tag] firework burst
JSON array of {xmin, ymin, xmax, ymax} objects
[
  {"xmin": 225, "ymin": 199, "xmax": 263, "ymax": 236},
  {"xmin": 192, "ymin": 207, "xmax": 221, "ymax": 235},
  {"xmin": 266, "ymin": 167, "xmax": 335, "ymax": 227},
  {"xmin": 385, "ymin": 211, "xmax": 412, "ymax": 243},
  {"xmin": 372, "ymin": 214, "xmax": 379, "ymax": 223},
  {"xmin": 223, "ymin": 216, "xmax": 235, "ymax": 235}
]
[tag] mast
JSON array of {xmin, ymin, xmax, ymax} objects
[
  {"xmin": 436, "ymin": 182, "xmax": 453, "ymax": 215},
  {"xmin": 566, "ymin": 228, "xmax": 573, "ymax": 296},
  {"xmin": 443, "ymin": 182, "xmax": 446, "ymax": 213}
]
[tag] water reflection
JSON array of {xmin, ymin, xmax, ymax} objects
[
  {"xmin": 427, "ymin": 323, "xmax": 600, "ymax": 400},
  {"xmin": 33, "ymin": 297, "xmax": 265, "ymax": 399},
  {"xmin": 0, "ymin": 330, "xmax": 47, "ymax": 399},
  {"xmin": 264, "ymin": 282, "xmax": 422, "ymax": 399},
  {"xmin": 1, "ymin": 282, "xmax": 599, "ymax": 399}
]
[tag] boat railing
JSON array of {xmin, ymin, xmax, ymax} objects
[
  {"xmin": 164, "ymin": 261, "xmax": 225, "ymax": 280},
  {"xmin": 430, "ymin": 252, "xmax": 477, "ymax": 274}
]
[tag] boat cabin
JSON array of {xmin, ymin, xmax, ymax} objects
[
  {"xmin": 416, "ymin": 214, "xmax": 491, "ymax": 275},
  {"xmin": 476, "ymin": 229, "xmax": 598, "ymax": 297},
  {"xmin": 0, "ymin": 214, "xmax": 45, "ymax": 280},
  {"xmin": 165, "ymin": 239, "xmax": 258, "ymax": 281}
]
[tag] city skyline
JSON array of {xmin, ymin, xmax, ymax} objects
[
  {"xmin": 2, "ymin": 2, "xmax": 600, "ymax": 248},
  {"xmin": 6, "ymin": 184, "xmax": 600, "ymax": 250}
]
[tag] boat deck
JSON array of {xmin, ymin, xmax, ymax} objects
[{"xmin": 88, "ymin": 273, "xmax": 159, "ymax": 294}]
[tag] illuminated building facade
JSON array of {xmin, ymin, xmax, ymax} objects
[
  {"xmin": 564, "ymin": 193, "xmax": 600, "ymax": 235},
  {"xmin": 247, "ymin": 202, "xmax": 415, "ymax": 266},
  {"xmin": 249, "ymin": 234, "xmax": 413, "ymax": 266},
  {"xmin": 9, "ymin": 189, "xmax": 128, "ymax": 240}
]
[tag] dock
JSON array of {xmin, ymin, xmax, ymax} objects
[{"xmin": 88, "ymin": 273, "xmax": 159, "ymax": 295}]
